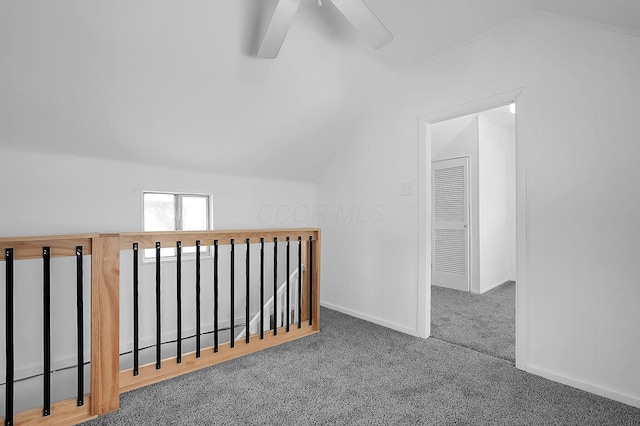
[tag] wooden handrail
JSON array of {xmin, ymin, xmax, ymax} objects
[
  {"xmin": 118, "ymin": 228, "xmax": 318, "ymax": 249},
  {"xmin": 0, "ymin": 228, "xmax": 321, "ymax": 426},
  {"xmin": 0, "ymin": 234, "xmax": 95, "ymax": 260}
]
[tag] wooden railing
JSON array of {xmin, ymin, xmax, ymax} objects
[{"xmin": 0, "ymin": 228, "xmax": 320, "ymax": 425}]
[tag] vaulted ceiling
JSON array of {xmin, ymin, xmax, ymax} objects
[{"xmin": 1, "ymin": 1, "xmax": 639, "ymax": 181}]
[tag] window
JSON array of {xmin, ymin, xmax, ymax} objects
[{"xmin": 143, "ymin": 192, "xmax": 212, "ymax": 258}]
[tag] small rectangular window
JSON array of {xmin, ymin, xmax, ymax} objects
[{"xmin": 143, "ymin": 191, "xmax": 212, "ymax": 259}]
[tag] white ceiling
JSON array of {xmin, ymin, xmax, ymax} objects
[{"xmin": 1, "ymin": 0, "xmax": 639, "ymax": 181}]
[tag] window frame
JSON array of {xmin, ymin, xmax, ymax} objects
[{"xmin": 142, "ymin": 190, "xmax": 214, "ymax": 261}]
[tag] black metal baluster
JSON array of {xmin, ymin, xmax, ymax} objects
[
  {"xmin": 76, "ymin": 246, "xmax": 84, "ymax": 406},
  {"xmin": 176, "ymin": 241, "xmax": 182, "ymax": 364},
  {"xmin": 245, "ymin": 238, "xmax": 250, "ymax": 344},
  {"xmin": 133, "ymin": 243, "xmax": 139, "ymax": 376},
  {"xmin": 260, "ymin": 238, "xmax": 264, "ymax": 340},
  {"xmin": 196, "ymin": 240, "xmax": 201, "ymax": 358},
  {"xmin": 155, "ymin": 242, "xmax": 161, "ymax": 369},
  {"xmin": 43, "ymin": 246, "xmax": 51, "ymax": 416},
  {"xmin": 298, "ymin": 237, "xmax": 302, "ymax": 329},
  {"xmin": 286, "ymin": 237, "xmax": 290, "ymax": 332},
  {"xmin": 309, "ymin": 236, "xmax": 313, "ymax": 326},
  {"xmin": 214, "ymin": 240, "xmax": 219, "ymax": 353},
  {"xmin": 230, "ymin": 239, "xmax": 235, "ymax": 348},
  {"xmin": 273, "ymin": 238, "xmax": 278, "ymax": 336},
  {"xmin": 5, "ymin": 248, "xmax": 14, "ymax": 426}
]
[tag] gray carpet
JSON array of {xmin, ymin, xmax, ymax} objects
[
  {"xmin": 81, "ymin": 307, "xmax": 640, "ymax": 425},
  {"xmin": 432, "ymin": 281, "xmax": 515, "ymax": 362}
]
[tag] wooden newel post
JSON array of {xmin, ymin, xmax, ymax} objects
[
  {"xmin": 300, "ymin": 231, "xmax": 321, "ymax": 330},
  {"xmin": 91, "ymin": 234, "xmax": 120, "ymax": 416}
]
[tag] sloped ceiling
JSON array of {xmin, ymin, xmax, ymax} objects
[{"xmin": 1, "ymin": 0, "xmax": 639, "ymax": 181}]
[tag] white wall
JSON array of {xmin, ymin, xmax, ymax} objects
[
  {"xmin": 0, "ymin": 147, "xmax": 317, "ymax": 412},
  {"xmin": 318, "ymin": 13, "xmax": 640, "ymax": 407},
  {"xmin": 431, "ymin": 115, "xmax": 478, "ymax": 162},
  {"xmin": 478, "ymin": 115, "xmax": 511, "ymax": 293},
  {"xmin": 0, "ymin": 148, "xmax": 318, "ymax": 237}
]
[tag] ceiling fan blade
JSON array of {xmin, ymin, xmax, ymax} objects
[
  {"xmin": 258, "ymin": 0, "xmax": 302, "ymax": 59},
  {"xmin": 330, "ymin": 0, "xmax": 393, "ymax": 49}
]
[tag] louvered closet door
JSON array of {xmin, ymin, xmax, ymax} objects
[{"xmin": 432, "ymin": 157, "xmax": 470, "ymax": 292}]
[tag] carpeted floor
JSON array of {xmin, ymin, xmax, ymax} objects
[
  {"xmin": 82, "ymin": 307, "xmax": 640, "ymax": 425},
  {"xmin": 431, "ymin": 281, "xmax": 515, "ymax": 362}
]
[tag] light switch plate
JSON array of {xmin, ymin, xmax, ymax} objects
[{"xmin": 400, "ymin": 181, "xmax": 414, "ymax": 196}]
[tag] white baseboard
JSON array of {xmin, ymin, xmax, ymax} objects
[
  {"xmin": 320, "ymin": 301, "xmax": 419, "ymax": 337},
  {"xmin": 472, "ymin": 278, "xmax": 510, "ymax": 295},
  {"xmin": 526, "ymin": 364, "xmax": 640, "ymax": 409}
]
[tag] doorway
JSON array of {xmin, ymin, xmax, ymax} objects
[
  {"xmin": 430, "ymin": 105, "xmax": 515, "ymax": 362},
  {"xmin": 416, "ymin": 89, "xmax": 525, "ymax": 367}
]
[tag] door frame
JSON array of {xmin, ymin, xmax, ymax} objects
[{"xmin": 416, "ymin": 88, "xmax": 527, "ymax": 370}]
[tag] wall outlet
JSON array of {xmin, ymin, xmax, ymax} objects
[{"xmin": 400, "ymin": 181, "xmax": 414, "ymax": 196}]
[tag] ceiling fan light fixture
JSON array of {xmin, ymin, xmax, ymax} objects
[
  {"xmin": 258, "ymin": 0, "xmax": 392, "ymax": 59},
  {"xmin": 257, "ymin": 0, "xmax": 302, "ymax": 59},
  {"xmin": 330, "ymin": 0, "xmax": 393, "ymax": 49}
]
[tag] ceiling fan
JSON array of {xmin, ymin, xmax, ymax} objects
[{"xmin": 258, "ymin": 0, "xmax": 393, "ymax": 59}]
